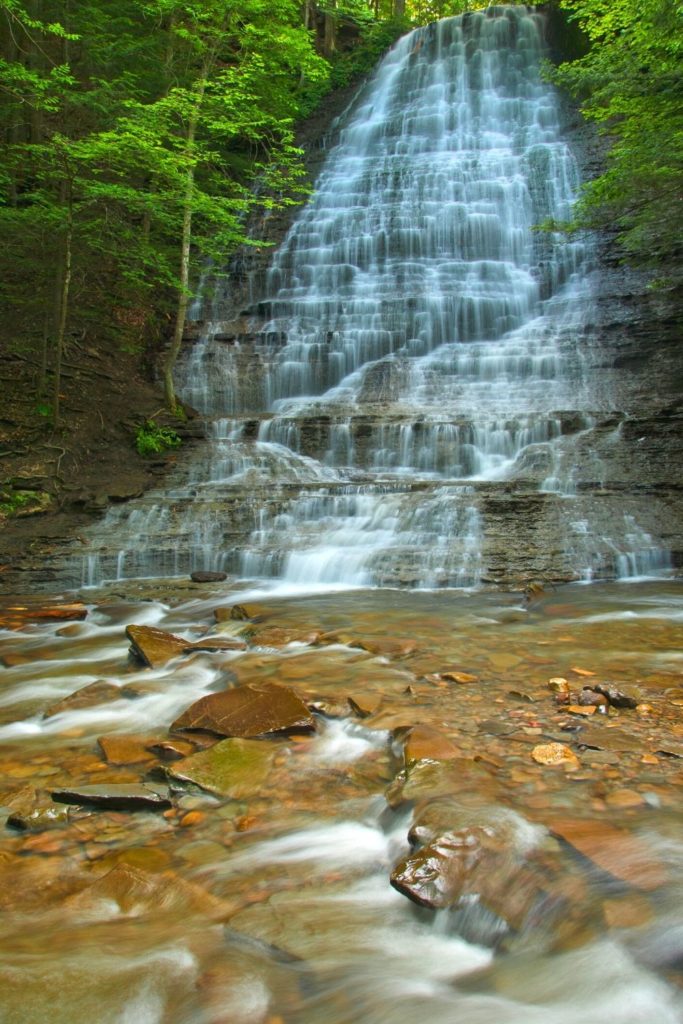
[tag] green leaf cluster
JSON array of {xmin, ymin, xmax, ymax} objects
[
  {"xmin": 134, "ymin": 419, "xmax": 182, "ymax": 456},
  {"xmin": 552, "ymin": 0, "xmax": 683, "ymax": 281}
]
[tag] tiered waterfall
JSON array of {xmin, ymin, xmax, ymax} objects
[{"xmin": 81, "ymin": 5, "xmax": 672, "ymax": 588}]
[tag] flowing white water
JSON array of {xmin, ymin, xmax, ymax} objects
[{"xmin": 76, "ymin": 4, "xmax": 671, "ymax": 587}]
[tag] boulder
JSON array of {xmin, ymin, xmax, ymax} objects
[
  {"xmin": 190, "ymin": 570, "xmax": 228, "ymax": 583},
  {"xmin": 166, "ymin": 737, "xmax": 277, "ymax": 798},
  {"xmin": 171, "ymin": 682, "xmax": 315, "ymax": 738}
]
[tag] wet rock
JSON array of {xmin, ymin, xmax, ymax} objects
[
  {"xmin": 548, "ymin": 818, "xmax": 668, "ymax": 890},
  {"xmin": 386, "ymin": 757, "xmax": 500, "ymax": 809},
  {"xmin": 65, "ymin": 862, "xmax": 229, "ymax": 918},
  {"xmin": 0, "ymin": 601, "xmax": 88, "ymax": 629},
  {"xmin": 391, "ymin": 818, "xmax": 546, "ymax": 932},
  {"xmin": 391, "ymin": 828, "xmax": 488, "ymax": 909},
  {"xmin": 146, "ymin": 738, "xmax": 197, "ymax": 761},
  {"xmin": 43, "ymin": 680, "xmax": 122, "ymax": 718},
  {"xmin": 166, "ymin": 738, "xmax": 277, "ymax": 798},
  {"xmin": 439, "ymin": 670, "xmax": 479, "ymax": 684},
  {"xmin": 190, "ymin": 570, "xmax": 228, "ymax": 583},
  {"xmin": 592, "ymin": 684, "xmax": 638, "ymax": 709},
  {"xmin": 247, "ymin": 624, "xmax": 321, "ymax": 648},
  {"xmin": 357, "ymin": 637, "xmax": 417, "ymax": 659},
  {"xmin": 51, "ymin": 783, "xmax": 172, "ymax": 811},
  {"xmin": 578, "ymin": 689, "xmax": 609, "ymax": 708},
  {"xmin": 531, "ymin": 743, "xmax": 580, "ymax": 768},
  {"xmin": 399, "ymin": 725, "xmax": 461, "ymax": 764},
  {"xmin": 96, "ymin": 734, "xmax": 158, "ymax": 765},
  {"xmin": 347, "ymin": 693, "xmax": 382, "ymax": 717},
  {"xmin": 214, "ymin": 603, "xmax": 266, "ymax": 622},
  {"xmin": 125, "ymin": 624, "xmax": 196, "ymax": 666},
  {"xmin": 567, "ymin": 705, "xmax": 597, "ymax": 717},
  {"xmin": 126, "ymin": 624, "xmax": 246, "ymax": 667},
  {"xmin": 307, "ymin": 697, "xmax": 351, "ymax": 718},
  {"xmin": 548, "ymin": 677, "xmax": 570, "ymax": 693},
  {"xmin": 4, "ymin": 785, "xmax": 70, "ymax": 831},
  {"xmin": 171, "ymin": 682, "xmax": 315, "ymax": 738}
]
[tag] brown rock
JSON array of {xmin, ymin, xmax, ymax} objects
[
  {"xmin": 548, "ymin": 818, "xmax": 668, "ymax": 890},
  {"xmin": 605, "ymin": 789, "xmax": 646, "ymax": 809},
  {"xmin": 578, "ymin": 689, "xmax": 609, "ymax": 708},
  {"xmin": 347, "ymin": 693, "xmax": 382, "ymax": 717},
  {"xmin": 593, "ymin": 684, "xmax": 638, "ymax": 710},
  {"xmin": 51, "ymin": 783, "xmax": 172, "ymax": 811},
  {"xmin": 567, "ymin": 705, "xmax": 597, "ymax": 717},
  {"xmin": 0, "ymin": 602, "xmax": 87, "ymax": 629},
  {"xmin": 43, "ymin": 680, "xmax": 122, "ymax": 718},
  {"xmin": 248, "ymin": 625, "xmax": 321, "ymax": 648},
  {"xmin": 401, "ymin": 726, "xmax": 461, "ymax": 764},
  {"xmin": 126, "ymin": 624, "xmax": 245, "ymax": 668},
  {"xmin": 65, "ymin": 863, "xmax": 229, "ymax": 919},
  {"xmin": 531, "ymin": 743, "xmax": 580, "ymax": 768},
  {"xmin": 440, "ymin": 670, "xmax": 479, "ymax": 685},
  {"xmin": 126, "ymin": 624, "xmax": 194, "ymax": 666},
  {"xmin": 171, "ymin": 682, "xmax": 315, "ymax": 738},
  {"xmin": 190, "ymin": 571, "xmax": 228, "ymax": 583},
  {"xmin": 96, "ymin": 735, "xmax": 158, "ymax": 765},
  {"xmin": 391, "ymin": 828, "xmax": 487, "ymax": 909},
  {"xmin": 166, "ymin": 737, "xmax": 276, "ymax": 798},
  {"xmin": 146, "ymin": 738, "xmax": 197, "ymax": 761}
]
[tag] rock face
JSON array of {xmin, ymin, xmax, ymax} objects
[{"xmin": 171, "ymin": 682, "xmax": 316, "ymax": 738}]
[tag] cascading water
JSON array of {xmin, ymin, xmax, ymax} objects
[{"xmin": 79, "ymin": 5, "xmax": 672, "ymax": 588}]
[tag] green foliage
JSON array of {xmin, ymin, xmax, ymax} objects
[
  {"xmin": 552, "ymin": 0, "xmax": 683, "ymax": 280},
  {"xmin": 134, "ymin": 419, "xmax": 182, "ymax": 456},
  {"xmin": 0, "ymin": 489, "xmax": 50, "ymax": 518}
]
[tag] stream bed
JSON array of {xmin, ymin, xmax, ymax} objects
[{"xmin": 0, "ymin": 578, "xmax": 681, "ymax": 1023}]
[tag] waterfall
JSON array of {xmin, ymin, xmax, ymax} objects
[{"xmin": 79, "ymin": 5, "xmax": 671, "ymax": 588}]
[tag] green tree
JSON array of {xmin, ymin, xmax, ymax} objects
[{"xmin": 553, "ymin": 0, "xmax": 683, "ymax": 282}]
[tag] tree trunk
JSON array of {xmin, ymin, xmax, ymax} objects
[
  {"xmin": 323, "ymin": 3, "xmax": 337, "ymax": 56},
  {"xmin": 53, "ymin": 185, "xmax": 73, "ymax": 427},
  {"xmin": 162, "ymin": 70, "xmax": 209, "ymax": 413}
]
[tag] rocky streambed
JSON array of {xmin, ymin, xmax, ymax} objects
[{"xmin": 0, "ymin": 579, "xmax": 682, "ymax": 1023}]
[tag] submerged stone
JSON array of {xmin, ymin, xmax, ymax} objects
[
  {"xmin": 166, "ymin": 737, "xmax": 277, "ymax": 797},
  {"xmin": 65, "ymin": 862, "xmax": 229, "ymax": 918},
  {"xmin": 171, "ymin": 682, "xmax": 315, "ymax": 738},
  {"xmin": 51, "ymin": 783, "xmax": 172, "ymax": 811},
  {"xmin": 43, "ymin": 680, "xmax": 122, "ymax": 718},
  {"xmin": 548, "ymin": 818, "xmax": 668, "ymax": 891},
  {"xmin": 97, "ymin": 734, "xmax": 158, "ymax": 765}
]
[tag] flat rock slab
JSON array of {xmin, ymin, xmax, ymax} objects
[
  {"xmin": 126, "ymin": 624, "xmax": 246, "ymax": 668},
  {"xmin": 51, "ymin": 783, "xmax": 172, "ymax": 811},
  {"xmin": 548, "ymin": 818, "xmax": 668, "ymax": 891},
  {"xmin": 97, "ymin": 734, "xmax": 158, "ymax": 765},
  {"xmin": 166, "ymin": 737, "xmax": 277, "ymax": 797},
  {"xmin": 171, "ymin": 682, "xmax": 315, "ymax": 738},
  {"xmin": 190, "ymin": 571, "xmax": 228, "ymax": 583},
  {"xmin": 0, "ymin": 601, "xmax": 88, "ymax": 630}
]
